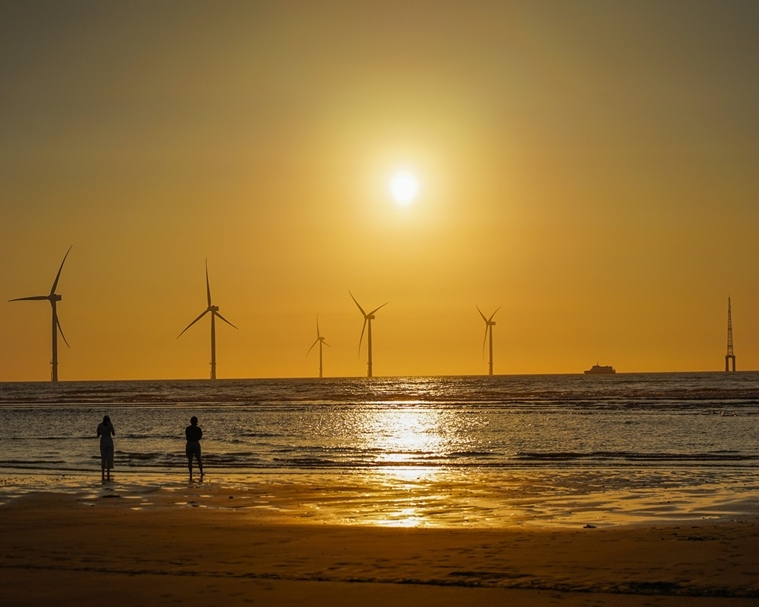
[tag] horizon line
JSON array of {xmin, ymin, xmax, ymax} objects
[{"xmin": 0, "ymin": 369, "xmax": 754, "ymax": 385}]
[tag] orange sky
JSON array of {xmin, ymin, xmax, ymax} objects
[{"xmin": 1, "ymin": 1, "xmax": 758, "ymax": 381}]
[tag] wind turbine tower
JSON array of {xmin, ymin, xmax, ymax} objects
[
  {"xmin": 350, "ymin": 292, "xmax": 388, "ymax": 378},
  {"xmin": 477, "ymin": 305, "xmax": 500, "ymax": 376},
  {"xmin": 178, "ymin": 260, "xmax": 238, "ymax": 380},
  {"xmin": 307, "ymin": 316, "xmax": 331, "ymax": 378},
  {"xmin": 9, "ymin": 246, "xmax": 73, "ymax": 382},
  {"xmin": 725, "ymin": 297, "xmax": 736, "ymax": 372}
]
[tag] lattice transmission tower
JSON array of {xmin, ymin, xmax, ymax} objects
[{"xmin": 725, "ymin": 297, "xmax": 736, "ymax": 372}]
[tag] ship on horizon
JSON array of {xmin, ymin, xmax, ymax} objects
[{"xmin": 584, "ymin": 364, "xmax": 616, "ymax": 375}]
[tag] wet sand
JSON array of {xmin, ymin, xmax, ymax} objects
[
  {"xmin": 1, "ymin": 481, "xmax": 758, "ymax": 607},
  {"xmin": 3, "ymin": 466, "xmax": 758, "ymax": 527}
]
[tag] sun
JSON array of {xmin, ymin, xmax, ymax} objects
[{"xmin": 389, "ymin": 171, "xmax": 419, "ymax": 206}]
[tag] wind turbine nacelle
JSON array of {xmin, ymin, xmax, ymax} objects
[
  {"xmin": 52, "ymin": 294, "xmax": 62, "ymax": 302},
  {"xmin": 211, "ymin": 305, "xmax": 219, "ymax": 312}
]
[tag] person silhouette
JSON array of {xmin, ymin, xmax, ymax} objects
[
  {"xmin": 97, "ymin": 415, "xmax": 115, "ymax": 481},
  {"xmin": 185, "ymin": 416, "xmax": 204, "ymax": 480}
]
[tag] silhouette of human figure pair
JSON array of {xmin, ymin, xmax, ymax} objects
[{"xmin": 96, "ymin": 415, "xmax": 204, "ymax": 481}]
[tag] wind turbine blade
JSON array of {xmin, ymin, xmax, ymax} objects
[
  {"xmin": 368, "ymin": 302, "xmax": 389, "ymax": 316},
  {"xmin": 489, "ymin": 306, "xmax": 502, "ymax": 322},
  {"xmin": 55, "ymin": 313, "xmax": 70, "ymax": 348},
  {"xmin": 349, "ymin": 291, "xmax": 367, "ymax": 317},
  {"xmin": 215, "ymin": 311, "xmax": 238, "ymax": 329},
  {"xmin": 323, "ymin": 340, "xmax": 332, "ymax": 348},
  {"xmin": 9, "ymin": 295, "xmax": 48, "ymax": 302},
  {"xmin": 205, "ymin": 260, "xmax": 212, "ymax": 307},
  {"xmin": 307, "ymin": 338, "xmax": 320, "ymax": 355},
  {"xmin": 50, "ymin": 246, "xmax": 72, "ymax": 295},
  {"xmin": 358, "ymin": 318, "xmax": 367, "ymax": 355},
  {"xmin": 476, "ymin": 305, "xmax": 488, "ymax": 323},
  {"xmin": 316, "ymin": 315, "xmax": 321, "ymax": 339},
  {"xmin": 177, "ymin": 310, "xmax": 209, "ymax": 338},
  {"xmin": 482, "ymin": 326, "xmax": 489, "ymax": 357}
]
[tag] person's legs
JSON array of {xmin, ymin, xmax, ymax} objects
[
  {"xmin": 186, "ymin": 443, "xmax": 194, "ymax": 479},
  {"xmin": 187, "ymin": 443, "xmax": 202, "ymax": 479},
  {"xmin": 104, "ymin": 447, "xmax": 113, "ymax": 481}
]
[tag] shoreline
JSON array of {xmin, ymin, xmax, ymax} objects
[
  {"xmin": 2, "ymin": 467, "xmax": 758, "ymax": 529},
  {"xmin": 1, "ymin": 491, "xmax": 757, "ymax": 606}
]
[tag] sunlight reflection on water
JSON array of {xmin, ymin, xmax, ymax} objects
[
  {"xmin": 355, "ymin": 406, "xmax": 449, "ymax": 526},
  {"xmin": 360, "ymin": 407, "xmax": 449, "ymax": 465}
]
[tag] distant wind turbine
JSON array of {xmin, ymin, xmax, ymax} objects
[
  {"xmin": 350, "ymin": 292, "xmax": 388, "ymax": 378},
  {"xmin": 307, "ymin": 315, "xmax": 331, "ymax": 378},
  {"xmin": 177, "ymin": 260, "xmax": 238, "ymax": 380},
  {"xmin": 477, "ymin": 305, "xmax": 500, "ymax": 376},
  {"xmin": 9, "ymin": 246, "xmax": 73, "ymax": 382}
]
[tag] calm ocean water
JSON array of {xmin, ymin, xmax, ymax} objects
[{"xmin": 0, "ymin": 372, "xmax": 757, "ymax": 474}]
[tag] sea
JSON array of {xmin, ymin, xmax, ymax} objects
[{"xmin": 1, "ymin": 372, "xmax": 758, "ymax": 526}]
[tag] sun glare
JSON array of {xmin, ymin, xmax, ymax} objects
[{"xmin": 389, "ymin": 171, "xmax": 419, "ymax": 205}]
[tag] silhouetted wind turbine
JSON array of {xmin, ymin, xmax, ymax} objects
[
  {"xmin": 477, "ymin": 305, "xmax": 500, "ymax": 376},
  {"xmin": 9, "ymin": 246, "xmax": 72, "ymax": 382},
  {"xmin": 307, "ymin": 315, "xmax": 331, "ymax": 378},
  {"xmin": 177, "ymin": 260, "xmax": 238, "ymax": 380},
  {"xmin": 350, "ymin": 292, "xmax": 388, "ymax": 378}
]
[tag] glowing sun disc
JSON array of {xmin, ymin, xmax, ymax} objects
[{"xmin": 390, "ymin": 171, "xmax": 419, "ymax": 205}]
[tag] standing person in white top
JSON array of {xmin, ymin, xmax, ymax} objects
[{"xmin": 97, "ymin": 415, "xmax": 115, "ymax": 481}]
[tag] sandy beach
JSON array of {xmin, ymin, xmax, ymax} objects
[{"xmin": 1, "ymin": 478, "xmax": 758, "ymax": 607}]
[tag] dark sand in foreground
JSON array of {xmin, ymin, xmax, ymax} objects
[{"xmin": 1, "ymin": 491, "xmax": 758, "ymax": 607}]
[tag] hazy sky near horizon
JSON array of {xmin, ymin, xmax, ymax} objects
[{"xmin": 1, "ymin": 1, "xmax": 758, "ymax": 381}]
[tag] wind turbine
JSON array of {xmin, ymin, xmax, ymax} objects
[
  {"xmin": 307, "ymin": 315, "xmax": 331, "ymax": 378},
  {"xmin": 477, "ymin": 305, "xmax": 500, "ymax": 376},
  {"xmin": 177, "ymin": 260, "xmax": 238, "ymax": 380},
  {"xmin": 9, "ymin": 246, "xmax": 73, "ymax": 382},
  {"xmin": 350, "ymin": 292, "xmax": 388, "ymax": 378}
]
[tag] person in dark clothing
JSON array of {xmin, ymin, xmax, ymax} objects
[
  {"xmin": 97, "ymin": 415, "xmax": 116, "ymax": 481},
  {"xmin": 185, "ymin": 416, "xmax": 204, "ymax": 479}
]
